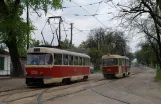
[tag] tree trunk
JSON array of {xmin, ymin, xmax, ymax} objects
[{"xmin": 5, "ymin": 40, "xmax": 23, "ymax": 77}]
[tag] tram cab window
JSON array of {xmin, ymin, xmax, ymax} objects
[
  {"xmin": 103, "ymin": 58, "xmax": 118, "ymax": 66},
  {"xmin": 63, "ymin": 54, "xmax": 69, "ymax": 65},
  {"xmin": 69, "ymin": 55, "xmax": 73, "ymax": 65},
  {"xmin": 74, "ymin": 56, "xmax": 78, "ymax": 65},
  {"xmin": 46, "ymin": 54, "xmax": 53, "ymax": 65},
  {"xmin": 54, "ymin": 54, "xmax": 62, "ymax": 65},
  {"xmin": 27, "ymin": 53, "xmax": 46, "ymax": 65},
  {"xmin": 79, "ymin": 57, "xmax": 82, "ymax": 65}
]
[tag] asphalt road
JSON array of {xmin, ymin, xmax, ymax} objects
[{"xmin": 1, "ymin": 67, "xmax": 161, "ymax": 104}]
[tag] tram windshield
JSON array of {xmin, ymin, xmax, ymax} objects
[
  {"xmin": 103, "ymin": 58, "xmax": 118, "ymax": 66},
  {"xmin": 27, "ymin": 53, "xmax": 53, "ymax": 65}
]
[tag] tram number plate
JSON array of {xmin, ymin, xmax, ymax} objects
[{"xmin": 31, "ymin": 70, "xmax": 38, "ymax": 74}]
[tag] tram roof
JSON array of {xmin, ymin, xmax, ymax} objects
[
  {"xmin": 27, "ymin": 47, "xmax": 90, "ymax": 58},
  {"xmin": 102, "ymin": 55, "xmax": 129, "ymax": 60}
]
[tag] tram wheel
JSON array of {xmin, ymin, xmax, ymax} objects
[
  {"xmin": 83, "ymin": 76, "xmax": 88, "ymax": 81},
  {"xmin": 123, "ymin": 73, "xmax": 126, "ymax": 78},
  {"xmin": 61, "ymin": 78, "xmax": 71, "ymax": 85},
  {"xmin": 103, "ymin": 74, "xmax": 109, "ymax": 79}
]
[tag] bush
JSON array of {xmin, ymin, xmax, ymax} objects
[
  {"xmin": 155, "ymin": 68, "xmax": 161, "ymax": 81},
  {"xmin": 94, "ymin": 69, "xmax": 102, "ymax": 73}
]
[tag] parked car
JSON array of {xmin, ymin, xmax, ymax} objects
[{"xmin": 90, "ymin": 67, "xmax": 94, "ymax": 74}]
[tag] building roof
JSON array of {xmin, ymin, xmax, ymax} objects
[{"xmin": 0, "ymin": 49, "xmax": 9, "ymax": 55}]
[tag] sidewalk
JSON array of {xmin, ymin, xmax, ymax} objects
[
  {"xmin": 0, "ymin": 76, "xmax": 11, "ymax": 80},
  {"xmin": 0, "ymin": 77, "xmax": 26, "ymax": 91}
]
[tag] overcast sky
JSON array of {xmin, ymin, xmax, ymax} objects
[{"xmin": 24, "ymin": 0, "xmax": 143, "ymax": 53}]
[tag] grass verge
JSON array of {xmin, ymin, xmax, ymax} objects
[
  {"xmin": 155, "ymin": 68, "xmax": 161, "ymax": 81},
  {"xmin": 94, "ymin": 69, "xmax": 102, "ymax": 73}
]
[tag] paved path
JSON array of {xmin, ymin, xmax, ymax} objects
[{"xmin": 1, "ymin": 67, "xmax": 160, "ymax": 104}]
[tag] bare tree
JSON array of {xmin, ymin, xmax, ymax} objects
[{"xmin": 115, "ymin": 0, "xmax": 161, "ymax": 68}]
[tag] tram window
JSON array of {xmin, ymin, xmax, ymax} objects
[
  {"xmin": 69, "ymin": 55, "xmax": 73, "ymax": 65},
  {"xmin": 125, "ymin": 59, "xmax": 128, "ymax": 66},
  {"xmin": 86, "ymin": 58, "xmax": 90, "ymax": 66},
  {"xmin": 82, "ymin": 58, "xmax": 85, "ymax": 65},
  {"xmin": 85, "ymin": 58, "xmax": 90, "ymax": 66},
  {"xmin": 79, "ymin": 57, "xmax": 82, "ymax": 65},
  {"xmin": 63, "ymin": 54, "xmax": 69, "ymax": 65},
  {"xmin": 119, "ymin": 59, "xmax": 122, "ymax": 65},
  {"xmin": 123, "ymin": 59, "xmax": 125, "ymax": 65},
  {"xmin": 85, "ymin": 58, "xmax": 88, "ymax": 65},
  {"xmin": 46, "ymin": 54, "xmax": 53, "ymax": 65},
  {"xmin": 74, "ymin": 56, "xmax": 78, "ymax": 65},
  {"xmin": 54, "ymin": 54, "xmax": 62, "ymax": 65},
  {"xmin": 103, "ymin": 58, "xmax": 118, "ymax": 66},
  {"xmin": 126, "ymin": 60, "xmax": 129, "ymax": 66}
]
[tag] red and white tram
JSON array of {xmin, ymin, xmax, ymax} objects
[
  {"xmin": 25, "ymin": 47, "xmax": 90, "ymax": 86},
  {"xmin": 102, "ymin": 55, "xmax": 130, "ymax": 78}
]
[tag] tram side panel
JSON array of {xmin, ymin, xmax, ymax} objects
[
  {"xmin": 25, "ymin": 66, "xmax": 90, "ymax": 85},
  {"xmin": 51, "ymin": 66, "xmax": 90, "ymax": 82}
]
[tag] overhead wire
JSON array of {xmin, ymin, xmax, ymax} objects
[
  {"xmin": 61, "ymin": 12, "xmax": 112, "ymax": 17},
  {"xmin": 39, "ymin": 0, "xmax": 114, "ymax": 44},
  {"xmin": 71, "ymin": 0, "xmax": 107, "ymax": 28},
  {"xmin": 62, "ymin": 0, "xmax": 104, "ymax": 9},
  {"xmin": 61, "ymin": 17, "xmax": 89, "ymax": 35},
  {"xmin": 95, "ymin": 2, "xmax": 101, "ymax": 14}
]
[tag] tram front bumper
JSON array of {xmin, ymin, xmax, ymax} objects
[{"xmin": 115, "ymin": 73, "xmax": 122, "ymax": 78}]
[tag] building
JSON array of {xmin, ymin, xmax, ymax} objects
[{"xmin": 0, "ymin": 50, "xmax": 11, "ymax": 76}]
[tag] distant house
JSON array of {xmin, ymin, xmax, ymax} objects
[{"xmin": 0, "ymin": 50, "xmax": 11, "ymax": 76}]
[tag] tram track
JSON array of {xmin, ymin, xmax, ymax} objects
[
  {"xmin": 88, "ymin": 67, "xmax": 146, "ymax": 104},
  {"xmin": 35, "ymin": 69, "xmax": 145, "ymax": 104},
  {"xmin": 107, "ymin": 67, "xmax": 161, "ymax": 103},
  {"xmin": 0, "ymin": 67, "xmax": 147, "ymax": 104},
  {"xmin": 0, "ymin": 75, "xmax": 104, "ymax": 104},
  {"xmin": 34, "ymin": 78, "xmax": 105, "ymax": 104}
]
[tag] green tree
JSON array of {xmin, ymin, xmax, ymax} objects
[
  {"xmin": 0, "ymin": 0, "xmax": 64, "ymax": 77},
  {"xmin": 78, "ymin": 41, "xmax": 88, "ymax": 48},
  {"xmin": 86, "ymin": 28, "xmax": 129, "ymax": 56},
  {"xmin": 88, "ymin": 48, "xmax": 103, "ymax": 70},
  {"xmin": 135, "ymin": 42, "xmax": 157, "ymax": 67},
  {"xmin": 30, "ymin": 39, "xmax": 42, "ymax": 48},
  {"xmin": 61, "ymin": 39, "xmax": 70, "ymax": 49},
  {"xmin": 61, "ymin": 39, "xmax": 76, "ymax": 49}
]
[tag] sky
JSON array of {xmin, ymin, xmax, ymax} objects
[{"xmin": 23, "ymin": 0, "xmax": 143, "ymax": 53}]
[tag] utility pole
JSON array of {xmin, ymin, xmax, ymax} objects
[
  {"xmin": 48, "ymin": 16, "xmax": 62, "ymax": 47},
  {"xmin": 59, "ymin": 19, "xmax": 61, "ymax": 45},
  {"xmin": 26, "ymin": 0, "xmax": 29, "ymax": 49},
  {"xmin": 70, "ymin": 23, "xmax": 73, "ymax": 48}
]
